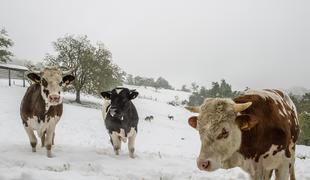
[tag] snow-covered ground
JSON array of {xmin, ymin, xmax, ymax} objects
[{"xmin": 0, "ymin": 82, "xmax": 310, "ymax": 180}]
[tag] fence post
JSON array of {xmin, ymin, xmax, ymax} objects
[
  {"xmin": 8, "ymin": 69, "xmax": 11, "ymax": 86},
  {"xmin": 23, "ymin": 71, "xmax": 25, "ymax": 87}
]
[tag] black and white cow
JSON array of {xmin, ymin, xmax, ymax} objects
[
  {"xmin": 145, "ymin": 115, "xmax": 154, "ymax": 122},
  {"xmin": 100, "ymin": 87, "xmax": 139, "ymax": 158}
]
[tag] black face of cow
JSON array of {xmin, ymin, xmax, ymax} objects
[{"xmin": 100, "ymin": 88, "xmax": 138, "ymax": 119}]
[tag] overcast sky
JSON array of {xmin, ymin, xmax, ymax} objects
[{"xmin": 1, "ymin": 0, "xmax": 309, "ymax": 90}]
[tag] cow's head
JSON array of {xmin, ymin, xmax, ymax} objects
[
  {"xmin": 27, "ymin": 66, "xmax": 75, "ymax": 106},
  {"xmin": 186, "ymin": 98, "xmax": 256, "ymax": 172},
  {"xmin": 100, "ymin": 88, "xmax": 138, "ymax": 119}
]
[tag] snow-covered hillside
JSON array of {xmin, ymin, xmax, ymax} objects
[{"xmin": 0, "ymin": 82, "xmax": 310, "ymax": 180}]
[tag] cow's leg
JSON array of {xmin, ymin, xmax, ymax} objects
[
  {"xmin": 45, "ymin": 120, "xmax": 57, "ymax": 158},
  {"xmin": 262, "ymin": 169, "xmax": 273, "ymax": 180},
  {"xmin": 128, "ymin": 128, "xmax": 137, "ymax": 159},
  {"xmin": 110, "ymin": 132, "xmax": 121, "ymax": 155},
  {"xmin": 52, "ymin": 132, "xmax": 55, "ymax": 145},
  {"xmin": 290, "ymin": 164, "xmax": 296, "ymax": 180},
  {"xmin": 251, "ymin": 163, "xmax": 264, "ymax": 180},
  {"xmin": 275, "ymin": 162, "xmax": 290, "ymax": 180},
  {"xmin": 289, "ymin": 151, "xmax": 296, "ymax": 180},
  {"xmin": 24, "ymin": 126, "xmax": 37, "ymax": 152},
  {"xmin": 41, "ymin": 131, "xmax": 46, "ymax": 147}
]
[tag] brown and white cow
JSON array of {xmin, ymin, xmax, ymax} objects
[
  {"xmin": 20, "ymin": 66, "xmax": 74, "ymax": 158},
  {"xmin": 186, "ymin": 89, "xmax": 299, "ymax": 180}
]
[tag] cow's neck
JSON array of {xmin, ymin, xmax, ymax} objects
[{"xmin": 222, "ymin": 152, "xmax": 255, "ymax": 175}]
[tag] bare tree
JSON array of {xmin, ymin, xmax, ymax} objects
[{"xmin": 45, "ymin": 35, "xmax": 123, "ymax": 103}]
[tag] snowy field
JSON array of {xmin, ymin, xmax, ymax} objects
[{"xmin": 0, "ymin": 81, "xmax": 310, "ymax": 180}]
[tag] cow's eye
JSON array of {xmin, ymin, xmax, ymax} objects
[
  {"xmin": 59, "ymin": 81, "xmax": 63, "ymax": 86},
  {"xmin": 217, "ymin": 128, "xmax": 229, "ymax": 140},
  {"xmin": 41, "ymin": 78, "xmax": 48, "ymax": 87}
]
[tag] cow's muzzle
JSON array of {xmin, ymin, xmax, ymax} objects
[
  {"xmin": 197, "ymin": 159, "xmax": 210, "ymax": 171},
  {"xmin": 109, "ymin": 108, "xmax": 123, "ymax": 119},
  {"xmin": 48, "ymin": 94, "xmax": 61, "ymax": 103}
]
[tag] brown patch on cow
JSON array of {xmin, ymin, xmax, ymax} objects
[
  {"xmin": 273, "ymin": 89, "xmax": 285, "ymax": 98},
  {"xmin": 20, "ymin": 83, "xmax": 63, "ymax": 125},
  {"xmin": 236, "ymin": 114, "xmax": 259, "ymax": 131},
  {"xmin": 234, "ymin": 89, "xmax": 299, "ymax": 162}
]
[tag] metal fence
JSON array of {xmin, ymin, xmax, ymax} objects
[{"xmin": 0, "ymin": 64, "xmax": 28, "ymax": 87}]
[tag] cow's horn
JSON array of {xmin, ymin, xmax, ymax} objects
[
  {"xmin": 62, "ymin": 68, "xmax": 75, "ymax": 75},
  {"xmin": 185, "ymin": 106, "xmax": 200, "ymax": 113},
  {"xmin": 29, "ymin": 67, "xmax": 41, "ymax": 74},
  {"xmin": 234, "ymin": 102, "xmax": 252, "ymax": 112}
]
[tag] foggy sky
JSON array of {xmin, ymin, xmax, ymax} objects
[{"xmin": 1, "ymin": 0, "xmax": 309, "ymax": 90}]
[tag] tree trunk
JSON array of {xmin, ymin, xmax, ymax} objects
[{"xmin": 75, "ymin": 89, "xmax": 81, "ymax": 104}]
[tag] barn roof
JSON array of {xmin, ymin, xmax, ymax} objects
[{"xmin": 0, "ymin": 63, "xmax": 28, "ymax": 71}]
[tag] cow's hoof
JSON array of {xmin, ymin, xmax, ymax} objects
[
  {"xmin": 30, "ymin": 142, "xmax": 37, "ymax": 152},
  {"xmin": 114, "ymin": 150, "xmax": 120, "ymax": 155},
  {"xmin": 129, "ymin": 153, "xmax": 135, "ymax": 159},
  {"xmin": 47, "ymin": 151, "xmax": 53, "ymax": 158}
]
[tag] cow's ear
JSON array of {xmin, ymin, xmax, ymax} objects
[
  {"xmin": 129, "ymin": 90, "xmax": 139, "ymax": 100},
  {"xmin": 101, "ymin": 91, "xmax": 111, "ymax": 100},
  {"xmin": 62, "ymin": 75, "xmax": 75, "ymax": 86},
  {"xmin": 235, "ymin": 115, "xmax": 258, "ymax": 131},
  {"xmin": 27, "ymin": 73, "xmax": 41, "ymax": 83},
  {"xmin": 188, "ymin": 116, "xmax": 198, "ymax": 130}
]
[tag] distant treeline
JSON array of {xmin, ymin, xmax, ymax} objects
[
  {"xmin": 188, "ymin": 79, "xmax": 240, "ymax": 106},
  {"xmin": 290, "ymin": 93, "xmax": 310, "ymax": 146},
  {"xmin": 125, "ymin": 74, "xmax": 174, "ymax": 90}
]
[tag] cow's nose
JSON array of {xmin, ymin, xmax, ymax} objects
[
  {"xmin": 197, "ymin": 159, "xmax": 210, "ymax": 171},
  {"xmin": 49, "ymin": 95, "xmax": 60, "ymax": 102},
  {"xmin": 110, "ymin": 108, "xmax": 117, "ymax": 117}
]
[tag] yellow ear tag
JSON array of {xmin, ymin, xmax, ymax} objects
[
  {"xmin": 64, "ymin": 80, "xmax": 70, "ymax": 87},
  {"xmin": 240, "ymin": 122, "xmax": 249, "ymax": 130}
]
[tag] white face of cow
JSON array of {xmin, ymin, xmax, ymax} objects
[
  {"xmin": 186, "ymin": 99, "xmax": 253, "ymax": 172},
  {"xmin": 27, "ymin": 67, "xmax": 75, "ymax": 106}
]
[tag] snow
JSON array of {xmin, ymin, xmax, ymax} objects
[
  {"xmin": 0, "ymin": 79, "xmax": 29, "ymax": 88},
  {"xmin": 0, "ymin": 83, "xmax": 309, "ymax": 180}
]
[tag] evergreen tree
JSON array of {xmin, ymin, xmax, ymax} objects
[
  {"xmin": 181, "ymin": 85, "xmax": 191, "ymax": 92},
  {"xmin": 297, "ymin": 112, "xmax": 310, "ymax": 145},
  {"xmin": 300, "ymin": 93, "xmax": 310, "ymax": 113},
  {"xmin": 0, "ymin": 28, "xmax": 13, "ymax": 63},
  {"xmin": 188, "ymin": 79, "xmax": 236, "ymax": 105},
  {"xmin": 155, "ymin": 77, "xmax": 173, "ymax": 90}
]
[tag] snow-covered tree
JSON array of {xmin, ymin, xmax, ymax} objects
[{"xmin": 0, "ymin": 28, "xmax": 13, "ymax": 63}]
